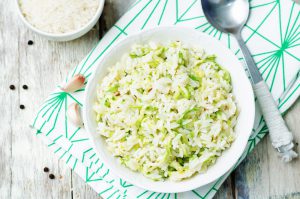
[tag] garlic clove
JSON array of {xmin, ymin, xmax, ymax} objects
[
  {"xmin": 67, "ymin": 103, "xmax": 83, "ymax": 127},
  {"xmin": 62, "ymin": 74, "xmax": 85, "ymax": 93}
]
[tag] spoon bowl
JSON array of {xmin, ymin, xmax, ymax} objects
[{"xmin": 201, "ymin": 0, "xmax": 249, "ymax": 34}]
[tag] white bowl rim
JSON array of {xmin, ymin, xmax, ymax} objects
[
  {"xmin": 83, "ymin": 26, "xmax": 255, "ymax": 193},
  {"xmin": 15, "ymin": 0, "xmax": 105, "ymax": 39}
]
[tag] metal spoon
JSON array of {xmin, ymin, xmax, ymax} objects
[{"xmin": 201, "ymin": 0, "xmax": 297, "ymax": 161}]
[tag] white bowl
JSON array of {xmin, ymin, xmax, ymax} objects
[
  {"xmin": 83, "ymin": 27, "xmax": 255, "ymax": 193},
  {"xmin": 15, "ymin": 0, "xmax": 105, "ymax": 41}
]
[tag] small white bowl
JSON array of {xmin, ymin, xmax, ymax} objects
[
  {"xmin": 83, "ymin": 27, "xmax": 255, "ymax": 193},
  {"xmin": 15, "ymin": 0, "xmax": 105, "ymax": 41}
]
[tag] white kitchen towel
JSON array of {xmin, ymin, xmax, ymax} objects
[{"xmin": 31, "ymin": 0, "xmax": 300, "ymax": 198}]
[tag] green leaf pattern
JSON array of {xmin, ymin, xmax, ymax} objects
[{"xmin": 31, "ymin": 0, "xmax": 300, "ymax": 198}]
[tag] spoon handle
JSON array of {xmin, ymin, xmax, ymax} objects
[
  {"xmin": 234, "ymin": 33, "xmax": 297, "ymax": 162},
  {"xmin": 235, "ymin": 34, "xmax": 262, "ymax": 84}
]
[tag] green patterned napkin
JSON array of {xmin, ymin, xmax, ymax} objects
[{"xmin": 31, "ymin": 0, "xmax": 300, "ymax": 198}]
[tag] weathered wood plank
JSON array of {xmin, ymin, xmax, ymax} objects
[
  {"xmin": 214, "ymin": 175, "xmax": 235, "ymax": 199},
  {"xmin": 0, "ymin": 0, "xmax": 19, "ymax": 198},
  {"xmin": 234, "ymin": 99, "xmax": 300, "ymax": 199},
  {"xmin": 0, "ymin": 0, "xmax": 100, "ymax": 198}
]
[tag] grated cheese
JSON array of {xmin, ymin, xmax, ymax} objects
[{"xmin": 19, "ymin": 0, "xmax": 99, "ymax": 34}]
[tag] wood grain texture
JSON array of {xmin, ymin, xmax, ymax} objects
[
  {"xmin": 233, "ymin": 99, "xmax": 300, "ymax": 199},
  {"xmin": 213, "ymin": 175, "xmax": 235, "ymax": 199},
  {"xmin": 0, "ymin": 0, "xmax": 299, "ymax": 198},
  {"xmin": 0, "ymin": 0, "xmax": 99, "ymax": 198}
]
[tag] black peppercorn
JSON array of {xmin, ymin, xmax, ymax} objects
[
  {"xmin": 20, "ymin": 105, "xmax": 25, "ymax": 109},
  {"xmin": 9, "ymin": 85, "xmax": 15, "ymax": 90},
  {"xmin": 43, "ymin": 167, "xmax": 49, "ymax": 172},
  {"xmin": 49, "ymin": 174, "xmax": 55, "ymax": 179},
  {"xmin": 28, "ymin": 40, "xmax": 34, "ymax": 45},
  {"xmin": 22, "ymin": 85, "xmax": 28, "ymax": 90}
]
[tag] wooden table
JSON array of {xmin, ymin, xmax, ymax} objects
[{"xmin": 1, "ymin": 0, "xmax": 299, "ymax": 198}]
